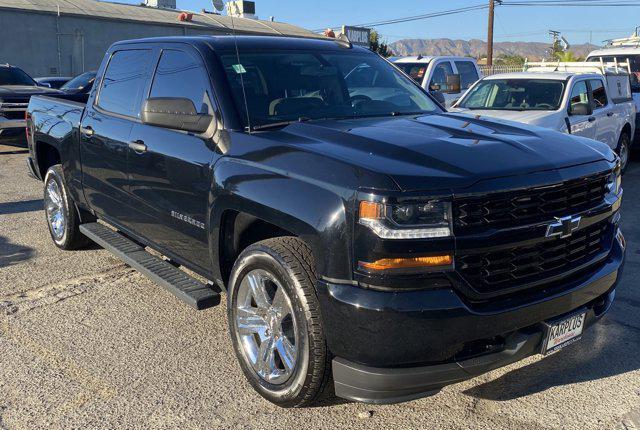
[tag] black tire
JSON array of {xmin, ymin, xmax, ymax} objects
[
  {"xmin": 43, "ymin": 165, "xmax": 90, "ymax": 250},
  {"xmin": 227, "ymin": 237, "xmax": 331, "ymax": 407},
  {"xmin": 616, "ymin": 131, "xmax": 631, "ymax": 173}
]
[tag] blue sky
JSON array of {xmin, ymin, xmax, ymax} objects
[{"xmin": 119, "ymin": 1, "xmax": 639, "ymax": 45}]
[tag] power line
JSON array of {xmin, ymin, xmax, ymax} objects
[{"xmin": 312, "ymin": 4, "xmax": 488, "ymax": 32}]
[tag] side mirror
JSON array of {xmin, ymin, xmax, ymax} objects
[
  {"xmin": 443, "ymin": 74, "xmax": 462, "ymax": 94},
  {"xmin": 569, "ymin": 102, "xmax": 593, "ymax": 116},
  {"xmin": 142, "ymin": 97, "xmax": 213, "ymax": 134},
  {"xmin": 430, "ymin": 90, "xmax": 446, "ymax": 106}
]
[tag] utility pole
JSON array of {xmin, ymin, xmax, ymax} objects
[{"xmin": 487, "ymin": 0, "xmax": 495, "ymax": 66}]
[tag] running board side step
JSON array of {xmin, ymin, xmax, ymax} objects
[{"xmin": 80, "ymin": 223, "xmax": 220, "ymax": 310}]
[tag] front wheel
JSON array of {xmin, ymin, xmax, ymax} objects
[
  {"xmin": 43, "ymin": 165, "xmax": 89, "ymax": 250},
  {"xmin": 227, "ymin": 237, "xmax": 331, "ymax": 407},
  {"xmin": 616, "ymin": 132, "xmax": 631, "ymax": 173}
]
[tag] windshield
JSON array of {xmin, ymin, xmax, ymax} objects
[
  {"xmin": 219, "ymin": 50, "xmax": 439, "ymax": 130},
  {"xmin": 588, "ymin": 54, "xmax": 640, "ymax": 92},
  {"xmin": 61, "ymin": 71, "xmax": 96, "ymax": 91},
  {"xmin": 394, "ymin": 62, "xmax": 430, "ymax": 85},
  {"xmin": 0, "ymin": 67, "xmax": 36, "ymax": 86},
  {"xmin": 458, "ymin": 79, "xmax": 565, "ymax": 111}
]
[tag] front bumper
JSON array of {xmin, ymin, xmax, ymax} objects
[{"xmin": 321, "ymin": 235, "xmax": 624, "ymax": 404}]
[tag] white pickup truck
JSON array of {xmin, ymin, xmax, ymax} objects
[
  {"xmin": 451, "ymin": 61, "xmax": 636, "ymax": 171},
  {"xmin": 393, "ymin": 56, "xmax": 482, "ymax": 107}
]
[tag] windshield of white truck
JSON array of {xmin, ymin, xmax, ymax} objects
[
  {"xmin": 458, "ymin": 79, "xmax": 565, "ymax": 111},
  {"xmin": 587, "ymin": 55, "xmax": 640, "ymax": 92},
  {"xmin": 0, "ymin": 67, "xmax": 37, "ymax": 86},
  {"xmin": 219, "ymin": 50, "xmax": 439, "ymax": 130}
]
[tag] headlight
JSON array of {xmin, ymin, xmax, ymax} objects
[
  {"xmin": 358, "ymin": 200, "xmax": 451, "ymax": 239},
  {"xmin": 606, "ymin": 166, "xmax": 621, "ymax": 195}
]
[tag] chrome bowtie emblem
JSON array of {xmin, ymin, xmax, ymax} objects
[{"xmin": 546, "ymin": 215, "xmax": 581, "ymax": 239}]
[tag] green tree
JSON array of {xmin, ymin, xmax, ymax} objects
[
  {"xmin": 370, "ymin": 30, "xmax": 393, "ymax": 57},
  {"xmin": 554, "ymin": 50, "xmax": 583, "ymax": 62},
  {"xmin": 498, "ymin": 54, "xmax": 526, "ymax": 66}
]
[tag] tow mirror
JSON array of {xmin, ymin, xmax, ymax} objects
[
  {"xmin": 430, "ymin": 90, "xmax": 446, "ymax": 106},
  {"xmin": 142, "ymin": 97, "xmax": 213, "ymax": 134},
  {"xmin": 569, "ymin": 102, "xmax": 593, "ymax": 116},
  {"xmin": 442, "ymin": 74, "xmax": 462, "ymax": 94}
]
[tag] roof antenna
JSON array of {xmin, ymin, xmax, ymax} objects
[{"xmin": 218, "ymin": 0, "xmax": 252, "ymax": 132}]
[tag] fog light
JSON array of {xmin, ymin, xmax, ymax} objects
[{"xmin": 359, "ymin": 255, "xmax": 453, "ymax": 271}]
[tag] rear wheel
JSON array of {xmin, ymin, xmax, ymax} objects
[
  {"xmin": 44, "ymin": 165, "xmax": 89, "ymax": 250},
  {"xmin": 227, "ymin": 237, "xmax": 330, "ymax": 407},
  {"xmin": 616, "ymin": 131, "xmax": 631, "ymax": 173}
]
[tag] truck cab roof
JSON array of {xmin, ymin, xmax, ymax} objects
[
  {"xmin": 480, "ymin": 71, "xmax": 602, "ymax": 81},
  {"xmin": 393, "ymin": 55, "xmax": 478, "ymax": 63}
]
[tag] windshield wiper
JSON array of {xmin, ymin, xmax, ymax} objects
[
  {"xmin": 249, "ymin": 117, "xmax": 312, "ymax": 132},
  {"xmin": 390, "ymin": 111, "xmax": 429, "ymax": 116}
]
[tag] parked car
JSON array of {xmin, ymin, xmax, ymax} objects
[
  {"xmin": 587, "ymin": 37, "xmax": 640, "ymax": 143},
  {"xmin": 35, "ymin": 76, "xmax": 71, "ymax": 89},
  {"xmin": 58, "ymin": 71, "xmax": 96, "ymax": 103},
  {"xmin": 451, "ymin": 62, "xmax": 636, "ymax": 171},
  {"xmin": 393, "ymin": 56, "xmax": 482, "ymax": 107},
  {"xmin": 27, "ymin": 36, "xmax": 624, "ymax": 407},
  {"xmin": 0, "ymin": 64, "xmax": 61, "ymax": 144}
]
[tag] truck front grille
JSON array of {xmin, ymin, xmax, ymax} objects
[
  {"xmin": 456, "ymin": 220, "xmax": 611, "ymax": 295},
  {"xmin": 453, "ymin": 174, "xmax": 608, "ymax": 234},
  {"xmin": 1, "ymin": 110, "xmax": 26, "ymax": 120}
]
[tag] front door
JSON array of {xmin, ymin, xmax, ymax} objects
[
  {"xmin": 567, "ymin": 80, "xmax": 597, "ymax": 140},
  {"xmin": 589, "ymin": 78, "xmax": 617, "ymax": 148},
  {"xmin": 127, "ymin": 48, "xmax": 216, "ymax": 272},
  {"xmin": 80, "ymin": 48, "xmax": 154, "ymax": 224}
]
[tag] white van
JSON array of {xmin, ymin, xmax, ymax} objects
[
  {"xmin": 587, "ymin": 33, "xmax": 640, "ymax": 141},
  {"xmin": 451, "ymin": 61, "xmax": 636, "ymax": 171},
  {"xmin": 393, "ymin": 56, "xmax": 482, "ymax": 107}
]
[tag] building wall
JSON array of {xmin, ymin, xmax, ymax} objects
[{"xmin": 0, "ymin": 10, "xmax": 227, "ymax": 77}]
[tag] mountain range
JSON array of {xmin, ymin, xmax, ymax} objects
[{"xmin": 388, "ymin": 38, "xmax": 600, "ymax": 60}]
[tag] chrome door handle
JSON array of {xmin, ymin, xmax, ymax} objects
[
  {"xmin": 587, "ymin": 116, "xmax": 596, "ymax": 122},
  {"xmin": 80, "ymin": 125, "xmax": 94, "ymax": 137},
  {"xmin": 128, "ymin": 140, "xmax": 147, "ymax": 153},
  {"xmin": 607, "ymin": 112, "xmax": 614, "ymax": 117}
]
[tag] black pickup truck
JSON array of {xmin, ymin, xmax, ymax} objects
[{"xmin": 26, "ymin": 36, "xmax": 625, "ymax": 407}]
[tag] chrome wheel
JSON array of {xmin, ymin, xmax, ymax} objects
[
  {"xmin": 619, "ymin": 136, "xmax": 630, "ymax": 172},
  {"xmin": 45, "ymin": 179, "xmax": 65, "ymax": 240},
  {"xmin": 234, "ymin": 269, "xmax": 299, "ymax": 385}
]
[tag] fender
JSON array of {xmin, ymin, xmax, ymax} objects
[{"xmin": 208, "ymin": 157, "xmax": 357, "ymax": 287}]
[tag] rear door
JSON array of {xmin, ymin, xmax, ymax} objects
[
  {"xmin": 127, "ymin": 46, "xmax": 217, "ymax": 271},
  {"xmin": 80, "ymin": 48, "xmax": 154, "ymax": 223},
  {"xmin": 588, "ymin": 78, "xmax": 617, "ymax": 148},
  {"xmin": 567, "ymin": 79, "xmax": 597, "ymax": 140}
]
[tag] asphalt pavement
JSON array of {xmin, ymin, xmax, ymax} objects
[{"xmin": 0, "ymin": 142, "xmax": 638, "ymax": 429}]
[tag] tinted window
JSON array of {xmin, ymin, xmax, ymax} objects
[
  {"xmin": 0, "ymin": 67, "xmax": 36, "ymax": 86},
  {"xmin": 395, "ymin": 62, "xmax": 429, "ymax": 85},
  {"xmin": 458, "ymin": 79, "xmax": 564, "ymax": 110},
  {"xmin": 455, "ymin": 61, "xmax": 479, "ymax": 89},
  {"xmin": 590, "ymin": 79, "xmax": 607, "ymax": 108},
  {"xmin": 150, "ymin": 50, "xmax": 211, "ymax": 114},
  {"xmin": 98, "ymin": 50, "xmax": 152, "ymax": 117},
  {"xmin": 570, "ymin": 81, "xmax": 589, "ymax": 110},
  {"xmin": 61, "ymin": 71, "xmax": 96, "ymax": 91},
  {"xmin": 429, "ymin": 62, "xmax": 454, "ymax": 91},
  {"xmin": 220, "ymin": 50, "xmax": 438, "ymax": 130}
]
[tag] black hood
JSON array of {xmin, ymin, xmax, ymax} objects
[
  {"xmin": 272, "ymin": 113, "xmax": 614, "ymax": 192},
  {"xmin": 0, "ymin": 85, "xmax": 62, "ymax": 102}
]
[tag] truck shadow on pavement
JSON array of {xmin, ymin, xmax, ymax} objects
[
  {"xmin": 0, "ymin": 199, "xmax": 43, "ymax": 215},
  {"xmin": 0, "ymin": 235, "xmax": 35, "ymax": 268},
  {"xmin": 464, "ymin": 300, "xmax": 640, "ymax": 401}
]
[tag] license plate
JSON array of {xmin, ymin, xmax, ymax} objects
[{"xmin": 542, "ymin": 311, "xmax": 586, "ymax": 355}]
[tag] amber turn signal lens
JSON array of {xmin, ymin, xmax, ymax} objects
[
  {"xmin": 359, "ymin": 255, "xmax": 453, "ymax": 271},
  {"xmin": 359, "ymin": 201, "xmax": 383, "ymax": 220}
]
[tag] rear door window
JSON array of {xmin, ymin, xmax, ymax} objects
[
  {"xmin": 589, "ymin": 79, "xmax": 608, "ymax": 109},
  {"xmin": 97, "ymin": 49, "xmax": 153, "ymax": 117},
  {"xmin": 149, "ymin": 49, "xmax": 212, "ymax": 114},
  {"xmin": 454, "ymin": 61, "xmax": 479, "ymax": 89}
]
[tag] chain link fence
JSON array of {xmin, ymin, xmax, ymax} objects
[{"xmin": 480, "ymin": 65, "xmax": 524, "ymax": 76}]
